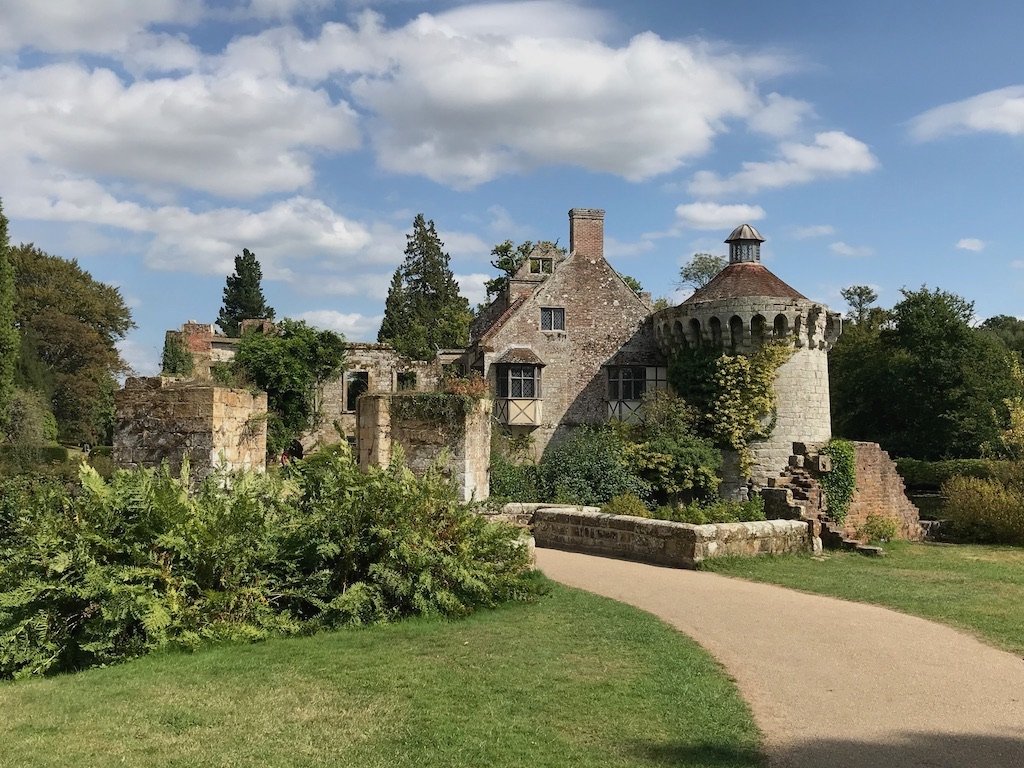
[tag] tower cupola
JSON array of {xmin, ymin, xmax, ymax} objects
[{"xmin": 725, "ymin": 223, "xmax": 765, "ymax": 264}]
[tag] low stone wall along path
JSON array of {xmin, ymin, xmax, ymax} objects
[{"xmin": 537, "ymin": 548, "xmax": 1024, "ymax": 768}]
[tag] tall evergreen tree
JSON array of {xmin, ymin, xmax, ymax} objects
[
  {"xmin": 217, "ymin": 248, "xmax": 274, "ymax": 337},
  {"xmin": 0, "ymin": 199, "xmax": 18, "ymax": 431},
  {"xmin": 378, "ymin": 215, "xmax": 470, "ymax": 360}
]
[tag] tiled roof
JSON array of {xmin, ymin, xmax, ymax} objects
[
  {"xmin": 494, "ymin": 347, "xmax": 546, "ymax": 366},
  {"xmin": 683, "ymin": 262, "xmax": 806, "ymax": 304},
  {"xmin": 473, "ymin": 296, "xmax": 526, "ymax": 344}
]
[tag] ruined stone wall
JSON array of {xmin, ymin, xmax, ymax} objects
[
  {"xmin": 532, "ymin": 507, "xmax": 811, "ymax": 569},
  {"xmin": 845, "ymin": 442, "xmax": 924, "ymax": 540},
  {"xmin": 357, "ymin": 393, "xmax": 491, "ymax": 502},
  {"xmin": 113, "ymin": 377, "xmax": 267, "ymax": 481}
]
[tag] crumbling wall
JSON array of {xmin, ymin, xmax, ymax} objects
[
  {"xmin": 113, "ymin": 377, "xmax": 267, "ymax": 481},
  {"xmin": 357, "ymin": 393, "xmax": 491, "ymax": 501},
  {"xmin": 845, "ymin": 442, "xmax": 924, "ymax": 540}
]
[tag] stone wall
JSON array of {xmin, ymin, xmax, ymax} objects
[
  {"xmin": 357, "ymin": 393, "xmax": 492, "ymax": 501},
  {"xmin": 532, "ymin": 507, "xmax": 811, "ymax": 569},
  {"xmin": 845, "ymin": 442, "xmax": 924, "ymax": 540},
  {"xmin": 306, "ymin": 343, "xmax": 442, "ymax": 449},
  {"xmin": 113, "ymin": 377, "xmax": 267, "ymax": 481}
]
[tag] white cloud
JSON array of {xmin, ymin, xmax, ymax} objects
[
  {"xmin": 0, "ymin": 63, "xmax": 360, "ymax": 199},
  {"xmin": 295, "ymin": 309, "xmax": 382, "ymax": 340},
  {"xmin": 829, "ymin": 241, "xmax": 873, "ymax": 258},
  {"xmin": 674, "ymin": 202, "xmax": 766, "ymax": 230},
  {"xmin": 605, "ymin": 237, "xmax": 655, "ymax": 259},
  {"xmin": 689, "ymin": 131, "xmax": 878, "ymax": 197},
  {"xmin": 792, "ymin": 224, "xmax": 835, "ymax": 239},
  {"xmin": 118, "ymin": 334, "xmax": 161, "ymax": 377},
  {"xmin": 956, "ymin": 238, "xmax": 986, "ymax": 252},
  {"xmin": 0, "ymin": 0, "xmax": 203, "ymax": 54},
  {"xmin": 909, "ymin": 86, "xmax": 1024, "ymax": 141},
  {"xmin": 748, "ymin": 92, "xmax": 814, "ymax": 138},
  {"xmin": 455, "ymin": 273, "xmax": 491, "ymax": 307}
]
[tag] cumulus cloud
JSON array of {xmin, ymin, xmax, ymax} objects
[
  {"xmin": 455, "ymin": 273, "xmax": 491, "ymax": 307},
  {"xmin": 0, "ymin": 63, "xmax": 360, "ymax": 199},
  {"xmin": 295, "ymin": 309, "xmax": 382, "ymax": 340},
  {"xmin": 689, "ymin": 131, "xmax": 879, "ymax": 197},
  {"xmin": 830, "ymin": 241, "xmax": 873, "ymax": 258},
  {"xmin": 674, "ymin": 202, "xmax": 766, "ymax": 230},
  {"xmin": 792, "ymin": 224, "xmax": 835, "ymax": 239},
  {"xmin": 748, "ymin": 93, "xmax": 815, "ymax": 138},
  {"xmin": 956, "ymin": 238, "xmax": 986, "ymax": 252},
  {"xmin": 909, "ymin": 86, "xmax": 1024, "ymax": 141}
]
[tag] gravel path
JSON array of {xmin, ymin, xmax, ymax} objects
[{"xmin": 536, "ymin": 547, "xmax": 1024, "ymax": 767}]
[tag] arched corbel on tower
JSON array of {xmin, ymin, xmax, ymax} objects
[{"xmin": 773, "ymin": 313, "xmax": 789, "ymax": 339}]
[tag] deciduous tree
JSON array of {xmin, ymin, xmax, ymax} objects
[
  {"xmin": 217, "ymin": 248, "xmax": 275, "ymax": 337},
  {"xmin": 678, "ymin": 253, "xmax": 726, "ymax": 291},
  {"xmin": 378, "ymin": 215, "xmax": 470, "ymax": 360}
]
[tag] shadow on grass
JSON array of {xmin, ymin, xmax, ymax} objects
[{"xmin": 631, "ymin": 731, "xmax": 1024, "ymax": 767}]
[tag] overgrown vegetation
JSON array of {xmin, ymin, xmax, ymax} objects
[
  {"xmin": 820, "ymin": 438, "xmax": 856, "ymax": 524},
  {"xmin": 389, "ymin": 375, "xmax": 489, "ymax": 436},
  {"xmin": 541, "ymin": 426, "xmax": 651, "ymax": 506},
  {"xmin": 230, "ymin": 319, "xmax": 346, "ymax": 456},
  {"xmin": 0, "ymin": 447, "xmax": 534, "ymax": 680},
  {"xmin": 0, "ymin": 198, "xmax": 17, "ymax": 435},
  {"xmin": 858, "ymin": 514, "xmax": 898, "ymax": 543},
  {"xmin": 941, "ymin": 464, "xmax": 1024, "ymax": 545},
  {"xmin": 895, "ymin": 457, "xmax": 1002, "ymax": 492},
  {"xmin": 159, "ymin": 333, "xmax": 194, "ymax": 376}
]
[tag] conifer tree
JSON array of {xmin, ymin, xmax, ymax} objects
[
  {"xmin": 217, "ymin": 248, "xmax": 275, "ymax": 337},
  {"xmin": 378, "ymin": 215, "xmax": 470, "ymax": 360},
  {"xmin": 0, "ymin": 198, "xmax": 18, "ymax": 430}
]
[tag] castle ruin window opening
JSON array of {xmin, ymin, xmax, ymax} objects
[
  {"xmin": 397, "ymin": 371, "xmax": 417, "ymax": 391},
  {"xmin": 529, "ymin": 257, "xmax": 553, "ymax": 274},
  {"xmin": 344, "ymin": 371, "xmax": 369, "ymax": 412}
]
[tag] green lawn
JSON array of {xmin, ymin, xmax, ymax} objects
[
  {"xmin": 0, "ymin": 580, "xmax": 762, "ymax": 768},
  {"xmin": 703, "ymin": 542, "xmax": 1024, "ymax": 654}
]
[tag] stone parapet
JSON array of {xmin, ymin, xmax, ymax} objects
[{"xmin": 532, "ymin": 507, "xmax": 811, "ymax": 569}]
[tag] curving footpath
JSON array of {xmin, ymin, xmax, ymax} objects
[{"xmin": 537, "ymin": 548, "xmax": 1024, "ymax": 768}]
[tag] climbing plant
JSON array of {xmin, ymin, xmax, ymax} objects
[
  {"xmin": 820, "ymin": 438, "xmax": 856, "ymax": 524},
  {"xmin": 160, "ymin": 334, "xmax": 194, "ymax": 376},
  {"xmin": 669, "ymin": 340, "xmax": 793, "ymax": 473}
]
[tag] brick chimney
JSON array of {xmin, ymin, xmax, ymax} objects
[{"xmin": 568, "ymin": 208, "xmax": 605, "ymax": 261}]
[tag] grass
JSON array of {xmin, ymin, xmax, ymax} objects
[
  {"xmin": 703, "ymin": 541, "xmax": 1024, "ymax": 655},
  {"xmin": 0, "ymin": 580, "xmax": 763, "ymax": 768}
]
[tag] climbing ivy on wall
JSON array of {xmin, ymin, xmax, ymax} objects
[
  {"xmin": 820, "ymin": 438, "xmax": 856, "ymax": 524},
  {"xmin": 669, "ymin": 340, "xmax": 793, "ymax": 474}
]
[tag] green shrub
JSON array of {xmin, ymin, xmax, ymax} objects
[
  {"xmin": 489, "ymin": 454, "xmax": 541, "ymax": 502},
  {"xmin": 942, "ymin": 471, "xmax": 1024, "ymax": 544},
  {"xmin": 0, "ymin": 448, "xmax": 535, "ymax": 679},
  {"xmin": 896, "ymin": 458, "xmax": 1001, "ymax": 492},
  {"xmin": 858, "ymin": 514, "xmax": 898, "ymax": 543},
  {"xmin": 600, "ymin": 493, "xmax": 651, "ymax": 518},
  {"xmin": 821, "ymin": 439, "xmax": 856, "ymax": 524},
  {"xmin": 652, "ymin": 495, "xmax": 766, "ymax": 525},
  {"xmin": 539, "ymin": 427, "xmax": 650, "ymax": 506}
]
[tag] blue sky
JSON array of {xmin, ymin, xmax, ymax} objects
[{"xmin": 2, "ymin": 0, "xmax": 1022, "ymax": 374}]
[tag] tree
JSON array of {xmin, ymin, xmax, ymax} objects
[
  {"xmin": 830, "ymin": 286, "xmax": 1021, "ymax": 459},
  {"xmin": 980, "ymin": 315, "xmax": 1024, "ymax": 357},
  {"xmin": 10, "ymin": 244, "xmax": 134, "ymax": 444},
  {"xmin": 840, "ymin": 285, "xmax": 878, "ymax": 325},
  {"xmin": 217, "ymin": 248, "xmax": 274, "ymax": 337},
  {"xmin": 678, "ymin": 253, "xmax": 726, "ymax": 291},
  {"xmin": 0, "ymin": 199, "xmax": 17, "ymax": 432},
  {"xmin": 232, "ymin": 319, "xmax": 346, "ymax": 455},
  {"xmin": 378, "ymin": 215, "xmax": 471, "ymax": 360},
  {"xmin": 619, "ymin": 274, "xmax": 644, "ymax": 296}
]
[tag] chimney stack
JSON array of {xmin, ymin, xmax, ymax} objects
[{"xmin": 568, "ymin": 208, "xmax": 605, "ymax": 261}]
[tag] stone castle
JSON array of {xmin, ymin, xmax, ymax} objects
[{"xmin": 114, "ymin": 207, "xmax": 921, "ymax": 541}]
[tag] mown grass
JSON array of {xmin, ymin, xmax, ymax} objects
[
  {"xmin": 0, "ymin": 580, "xmax": 763, "ymax": 768},
  {"xmin": 703, "ymin": 542, "xmax": 1024, "ymax": 655}
]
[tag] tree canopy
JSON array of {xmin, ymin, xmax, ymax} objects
[
  {"xmin": 0, "ymin": 199, "xmax": 17, "ymax": 432},
  {"xmin": 830, "ymin": 286, "xmax": 1022, "ymax": 460},
  {"xmin": 483, "ymin": 239, "xmax": 565, "ymax": 300},
  {"xmin": 840, "ymin": 285, "xmax": 879, "ymax": 325},
  {"xmin": 231, "ymin": 319, "xmax": 346, "ymax": 456},
  {"xmin": 10, "ymin": 244, "xmax": 134, "ymax": 444},
  {"xmin": 378, "ymin": 215, "xmax": 470, "ymax": 360},
  {"xmin": 217, "ymin": 248, "xmax": 275, "ymax": 337},
  {"xmin": 678, "ymin": 253, "xmax": 726, "ymax": 291}
]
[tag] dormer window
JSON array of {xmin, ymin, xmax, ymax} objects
[
  {"xmin": 540, "ymin": 307, "xmax": 565, "ymax": 331},
  {"xmin": 529, "ymin": 257, "xmax": 553, "ymax": 274}
]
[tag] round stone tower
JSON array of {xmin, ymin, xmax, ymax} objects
[{"xmin": 652, "ymin": 224, "xmax": 843, "ymax": 497}]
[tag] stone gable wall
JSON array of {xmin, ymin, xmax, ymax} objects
[{"xmin": 113, "ymin": 377, "xmax": 267, "ymax": 482}]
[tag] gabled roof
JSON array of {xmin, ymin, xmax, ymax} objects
[
  {"xmin": 494, "ymin": 347, "xmax": 546, "ymax": 366},
  {"xmin": 683, "ymin": 262, "xmax": 806, "ymax": 304}
]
